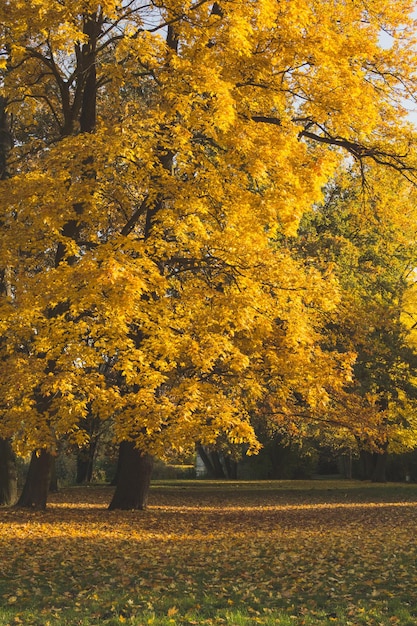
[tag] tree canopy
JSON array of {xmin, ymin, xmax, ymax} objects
[
  {"xmin": 1, "ymin": 0, "xmax": 417, "ymax": 469},
  {"xmin": 297, "ymin": 166, "xmax": 417, "ymax": 454}
]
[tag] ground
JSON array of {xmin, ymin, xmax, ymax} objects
[{"xmin": 1, "ymin": 480, "xmax": 417, "ymax": 625}]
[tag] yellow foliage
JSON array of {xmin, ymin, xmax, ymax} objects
[{"xmin": 0, "ymin": 0, "xmax": 416, "ymax": 457}]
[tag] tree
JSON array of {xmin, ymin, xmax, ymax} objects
[
  {"xmin": 0, "ymin": 6, "xmax": 101, "ymax": 506},
  {"xmin": 0, "ymin": 438, "xmax": 17, "ymax": 506},
  {"xmin": 297, "ymin": 166, "xmax": 417, "ymax": 480},
  {"xmin": 0, "ymin": 90, "xmax": 17, "ymax": 505},
  {"xmin": 1, "ymin": 0, "xmax": 417, "ymax": 507},
  {"xmin": 196, "ymin": 444, "xmax": 238, "ymax": 479},
  {"xmin": 75, "ymin": 412, "xmax": 104, "ymax": 484},
  {"xmin": 108, "ymin": 442, "xmax": 153, "ymax": 510}
]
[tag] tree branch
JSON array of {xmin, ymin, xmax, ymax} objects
[{"xmin": 120, "ymin": 196, "xmax": 149, "ymax": 237}]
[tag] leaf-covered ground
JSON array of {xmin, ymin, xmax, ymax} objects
[{"xmin": 1, "ymin": 480, "xmax": 417, "ymax": 625}]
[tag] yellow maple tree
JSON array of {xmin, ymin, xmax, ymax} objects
[{"xmin": 0, "ymin": 0, "xmax": 417, "ymax": 506}]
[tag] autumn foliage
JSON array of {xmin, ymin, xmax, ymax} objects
[
  {"xmin": 2, "ymin": 1, "xmax": 417, "ymax": 504},
  {"xmin": 2, "ymin": 482, "xmax": 417, "ymax": 625}
]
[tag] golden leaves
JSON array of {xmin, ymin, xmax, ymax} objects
[
  {"xmin": 2, "ymin": 483, "xmax": 417, "ymax": 624},
  {"xmin": 2, "ymin": 0, "xmax": 417, "ymax": 459}
]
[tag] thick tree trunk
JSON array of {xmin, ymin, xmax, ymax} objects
[
  {"xmin": 16, "ymin": 449, "xmax": 53, "ymax": 509},
  {"xmin": 76, "ymin": 455, "xmax": 93, "ymax": 484},
  {"xmin": 338, "ymin": 454, "xmax": 352, "ymax": 479},
  {"xmin": 0, "ymin": 438, "xmax": 17, "ymax": 506},
  {"xmin": 108, "ymin": 441, "xmax": 153, "ymax": 510}
]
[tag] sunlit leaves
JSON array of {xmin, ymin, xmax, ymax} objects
[
  {"xmin": 1, "ymin": 0, "xmax": 417, "ymax": 462},
  {"xmin": 297, "ymin": 166, "xmax": 417, "ymax": 452}
]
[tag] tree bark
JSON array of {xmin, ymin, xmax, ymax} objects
[
  {"xmin": 76, "ymin": 453, "xmax": 93, "ymax": 484},
  {"xmin": 0, "ymin": 438, "xmax": 17, "ymax": 506},
  {"xmin": 76, "ymin": 438, "xmax": 98, "ymax": 484},
  {"xmin": 210, "ymin": 450, "xmax": 226, "ymax": 478},
  {"xmin": 16, "ymin": 449, "xmax": 53, "ymax": 509},
  {"xmin": 336, "ymin": 453, "xmax": 353, "ymax": 479},
  {"xmin": 371, "ymin": 451, "xmax": 388, "ymax": 483},
  {"xmin": 196, "ymin": 445, "xmax": 227, "ymax": 478},
  {"xmin": 49, "ymin": 456, "xmax": 59, "ymax": 493},
  {"xmin": 359, "ymin": 450, "xmax": 374, "ymax": 480},
  {"xmin": 359, "ymin": 449, "xmax": 388, "ymax": 482},
  {"xmin": 0, "ymin": 94, "xmax": 12, "ymax": 180},
  {"xmin": 224, "ymin": 455, "xmax": 238, "ymax": 479},
  {"xmin": 108, "ymin": 441, "xmax": 153, "ymax": 510}
]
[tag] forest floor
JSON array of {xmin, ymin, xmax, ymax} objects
[{"xmin": 1, "ymin": 479, "xmax": 417, "ymax": 625}]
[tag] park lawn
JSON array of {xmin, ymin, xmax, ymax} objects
[{"xmin": 1, "ymin": 480, "xmax": 417, "ymax": 625}]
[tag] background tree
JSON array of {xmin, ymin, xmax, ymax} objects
[{"xmin": 296, "ymin": 166, "xmax": 417, "ymax": 480}]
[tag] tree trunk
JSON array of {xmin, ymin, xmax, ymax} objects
[
  {"xmin": 196, "ymin": 445, "xmax": 226, "ymax": 478},
  {"xmin": 359, "ymin": 450, "xmax": 374, "ymax": 480},
  {"xmin": 0, "ymin": 438, "xmax": 17, "ymax": 506},
  {"xmin": 338, "ymin": 454, "xmax": 352, "ymax": 479},
  {"xmin": 16, "ymin": 449, "xmax": 52, "ymax": 509},
  {"xmin": 49, "ymin": 456, "xmax": 59, "ymax": 493},
  {"xmin": 371, "ymin": 451, "xmax": 388, "ymax": 483},
  {"xmin": 196, "ymin": 445, "xmax": 215, "ymax": 477},
  {"xmin": 76, "ymin": 455, "xmax": 92, "ymax": 484},
  {"xmin": 108, "ymin": 441, "xmax": 153, "ymax": 510},
  {"xmin": 0, "ymin": 94, "xmax": 12, "ymax": 180},
  {"xmin": 210, "ymin": 450, "xmax": 226, "ymax": 478},
  {"xmin": 359, "ymin": 449, "xmax": 388, "ymax": 482},
  {"xmin": 76, "ymin": 438, "xmax": 98, "ymax": 484},
  {"xmin": 224, "ymin": 455, "xmax": 238, "ymax": 479}
]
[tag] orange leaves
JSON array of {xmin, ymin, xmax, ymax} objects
[{"xmin": 167, "ymin": 605, "xmax": 179, "ymax": 617}]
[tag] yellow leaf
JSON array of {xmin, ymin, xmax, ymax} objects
[{"xmin": 167, "ymin": 606, "xmax": 178, "ymax": 617}]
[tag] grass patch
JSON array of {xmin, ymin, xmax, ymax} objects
[{"xmin": 1, "ymin": 480, "xmax": 417, "ymax": 624}]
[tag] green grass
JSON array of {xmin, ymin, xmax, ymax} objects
[{"xmin": 1, "ymin": 480, "xmax": 417, "ymax": 625}]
